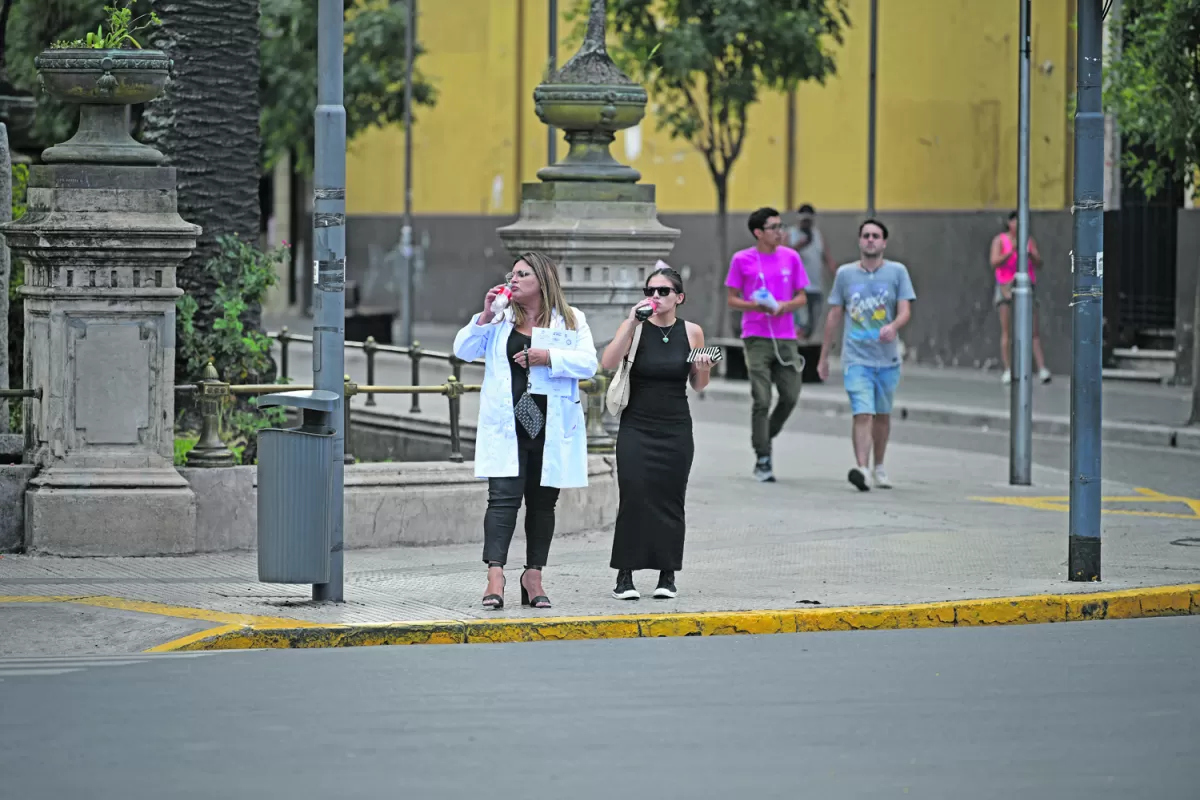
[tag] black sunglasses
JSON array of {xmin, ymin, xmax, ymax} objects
[{"xmin": 642, "ymin": 286, "xmax": 676, "ymax": 297}]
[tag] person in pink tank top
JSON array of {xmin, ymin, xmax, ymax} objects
[{"xmin": 989, "ymin": 211, "xmax": 1051, "ymax": 384}]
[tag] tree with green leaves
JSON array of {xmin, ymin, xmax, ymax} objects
[
  {"xmin": 587, "ymin": 0, "xmax": 850, "ymax": 333},
  {"xmin": 1104, "ymin": 0, "xmax": 1200, "ymax": 423},
  {"xmin": 260, "ymin": 0, "xmax": 437, "ymax": 172}
]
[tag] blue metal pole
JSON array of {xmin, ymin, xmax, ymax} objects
[
  {"xmin": 1069, "ymin": 0, "xmax": 1104, "ymax": 581},
  {"xmin": 312, "ymin": 0, "xmax": 347, "ymax": 602}
]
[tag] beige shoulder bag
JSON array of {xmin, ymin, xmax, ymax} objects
[{"xmin": 605, "ymin": 322, "xmax": 643, "ymax": 416}]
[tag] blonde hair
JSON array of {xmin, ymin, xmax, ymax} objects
[{"xmin": 511, "ymin": 251, "xmax": 577, "ymax": 331}]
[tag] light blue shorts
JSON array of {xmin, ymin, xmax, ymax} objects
[{"xmin": 844, "ymin": 364, "xmax": 901, "ymax": 416}]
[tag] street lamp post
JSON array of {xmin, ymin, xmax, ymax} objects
[
  {"xmin": 1010, "ymin": 0, "xmax": 1034, "ymax": 485},
  {"xmin": 865, "ymin": 0, "xmax": 878, "ymax": 216},
  {"xmin": 312, "ymin": 0, "xmax": 347, "ymax": 602},
  {"xmin": 401, "ymin": 0, "xmax": 416, "ymax": 347},
  {"xmin": 1069, "ymin": 0, "xmax": 1105, "ymax": 582},
  {"xmin": 548, "ymin": 0, "xmax": 558, "ymax": 166}
]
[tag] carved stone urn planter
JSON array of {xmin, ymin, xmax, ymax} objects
[
  {"xmin": 532, "ymin": 0, "xmax": 647, "ymax": 183},
  {"xmin": 33, "ymin": 48, "xmax": 170, "ymax": 165}
]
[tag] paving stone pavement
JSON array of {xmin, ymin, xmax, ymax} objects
[{"xmin": 4, "ymin": 417, "xmax": 1199, "ymax": 637}]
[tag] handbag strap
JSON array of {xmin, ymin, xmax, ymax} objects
[{"xmin": 624, "ymin": 321, "xmax": 644, "ymax": 366}]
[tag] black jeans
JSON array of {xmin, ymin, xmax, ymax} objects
[{"xmin": 482, "ymin": 440, "xmax": 560, "ymax": 567}]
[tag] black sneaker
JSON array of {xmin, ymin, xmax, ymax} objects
[
  {"xmin": 848, "ymin": 466, "xmax": 870, "ymax": 492},
  {"xmin": 754, "ymin": 456, "xmax": 776, "ymax": 483},
  {"xmin": 653, "ymin": 571, "xmax": 677, "ymax": 599},
  {"xmin": 612, "ymin": 569, "xmax": 640, "ymax": 600}
]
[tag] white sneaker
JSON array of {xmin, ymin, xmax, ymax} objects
[
  {"xmin": 1038, "ymin": 368, "xmax": 1052, "ymax": 384},
  {"xmin": 848, "ymin": 466, "xmax": 870, "ymax": 492},
  {"xmin": 873, "ymin": 466, "xmax": 893, "ymax": 489},
  {"xmin": 1001, "ymin": 370, "xmax": 1012, "ymax": 385}
]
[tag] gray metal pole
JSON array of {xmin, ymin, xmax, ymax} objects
[
  {"xmin": 312, "ymin": 0, "xmax": 347, "ymax": 602},
  {"xmin": 1010, "ymin": 0, "xmax": 1034, "ymax": 485},
  {"xmin": 1069, "ymin": 0, "xmax": 1105, "ymax": 582},
  {"xmin": 865, "ymin": 0, "xmax": 878, "ymax": 216},
  {"xmin": 0, "ymin": 124, "xmax": 11, "ymax": 434},
  {"xmin": 401, "ymin": 0, "xmax": 416, "ymax": 347},
  {"xmin": 548, "ymin": 0, "xmax": 558, "ymax": 165}
]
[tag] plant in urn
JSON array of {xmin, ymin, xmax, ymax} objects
[{"xmin": 35, "ymin": 3, "xmax": 169, "ymax": 165}]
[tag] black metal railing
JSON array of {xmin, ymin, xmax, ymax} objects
[
  {"xmin": 271, "ymin": 328, "xmax": 480, "ymax": 414},
  {"xmin": 175, "ymin": 358, "xmax": 610, "ymax": 468}
]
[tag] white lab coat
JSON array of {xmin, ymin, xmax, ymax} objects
[{"xmin": 453, "ymin": 306, "xmax": 598, "ymax": 488}]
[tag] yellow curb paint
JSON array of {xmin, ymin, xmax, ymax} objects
[
  {"xmin": 69, "ymin": 595, "xmax": 325, "ymax": 629},
  {"xmin": 972, "ymin": 486, "xmax": 1200, "ymax": 521},
  {"xmin": 143, "ymin": 623, "xmax": 245, "ymax": 653},
  {"xmin": 467, "ymin": 616, "xmax": 643, "ymax": 643},
  {"xmin": 0, "ymin": 594, "xmax": 324, "ymax": 639},
  {"xmin": 150, "ymin": 584, "xmax": 1200, "ymax": 652},
  {"xmin": 156, "ymin": 621, "xmax": 470, "ymax": 652}
]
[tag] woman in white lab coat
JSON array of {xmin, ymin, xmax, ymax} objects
[{"xmin": 453, "ymin": 251, "xmax": 597, "ymax": 610}]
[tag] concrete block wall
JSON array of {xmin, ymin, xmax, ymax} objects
[{"xmin": 180, "ymin": 456, "xmax": 617, "ymax": 553}]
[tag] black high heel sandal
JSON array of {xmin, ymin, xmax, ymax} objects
[
  {"xmin": 482, "ymin": 562, "xmax": 505, "ymax": 610},
  {"xmin": 520, "ymin": 566, "xmax": 551, "ymax": 609}
]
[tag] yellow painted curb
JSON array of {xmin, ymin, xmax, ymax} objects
[{"xmin": 149, "ymin": 584, "xmax": 1200, "ymax": 652}]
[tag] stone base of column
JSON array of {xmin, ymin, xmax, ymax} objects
[
  {"xmin": 25, "ymin": 467, "xmax": 196, "ymax": 556},
  {"xmin": 497, "ymin": 181, "xmax": 680, "ymax": 342}
]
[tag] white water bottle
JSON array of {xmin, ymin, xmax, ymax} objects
[
  {"xmin": 752, "ymin": 286, "xmax": 779, "ymax": 312},
  {"xmin": 490, "ymin": 283, "xmax": 512, "ymax": 316}
]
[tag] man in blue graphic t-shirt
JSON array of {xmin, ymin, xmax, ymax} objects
[{"xmin": 817, "ymin": 219, "xmax": 916, "ymax": 492}]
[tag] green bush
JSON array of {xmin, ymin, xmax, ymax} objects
[
  {"xmin": 176, "ymin": 234, "xmax": 289, "ymax": 464},
  {"xmin": 173, "ymin": 434, "xmax": 198, "ymax": 466}
]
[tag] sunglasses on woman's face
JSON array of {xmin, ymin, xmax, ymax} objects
[{"xmin": 643, "ymin": 286, "xmax": 676, "ymax": 297}]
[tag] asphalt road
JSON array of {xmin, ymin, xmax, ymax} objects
[
  {"xmin": 690, "ymin": 397, "xmax": 1200, "ymax": 501},
  {"xmin": 2, "ymin": 617, "xmax": 1197, "ymax": 799}
]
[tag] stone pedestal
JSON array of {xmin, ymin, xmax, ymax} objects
[
  {"xmin": 2, "ymin": 163, "xmax": 200, "ymax": 555},
  {"xmin": 497, "ymin": 181, "xmax": 678, "ymax": 342}
]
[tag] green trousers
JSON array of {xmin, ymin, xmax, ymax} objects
[{"xmin": 743, "ymin": 337, "xmax": 804, "ymax": 457}]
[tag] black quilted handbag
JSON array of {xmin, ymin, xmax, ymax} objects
[{"xmin": 514, "ymin": 346, "xmax": 545, "ymax": 439}]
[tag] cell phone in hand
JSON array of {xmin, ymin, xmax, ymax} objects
[{"xmin": 687, "ymin": 347, "xmax": 723, "ymax": 364}]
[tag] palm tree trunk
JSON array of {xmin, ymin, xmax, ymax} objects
[{"xmin": 141, "ymin": 0, "xmax": 265, "ymax": 387}]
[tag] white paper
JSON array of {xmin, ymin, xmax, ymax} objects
[
  {"xmin": 531, "ymin": 328, "xmax": 579, "ymax": 351},
  {"xmin": 528, "ymin": 327, "xmax": 579, "ymax": 396}
]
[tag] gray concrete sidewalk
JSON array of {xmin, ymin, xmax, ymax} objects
[{"xmin": 3, "ymin": 415, "xmax": 1198, "ymax": 654}]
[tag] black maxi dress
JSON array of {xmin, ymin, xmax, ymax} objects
[{"xmin": 610, "ymin": 320, "xmax": 695, "ymax": 571}]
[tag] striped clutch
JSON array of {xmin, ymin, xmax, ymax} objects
[{"xmin": 687, "ymin": 346, "xmax": 724, "ymax": 364}]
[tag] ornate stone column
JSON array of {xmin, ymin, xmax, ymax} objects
[
  {"xmin": 0, "ymin": 49, "xmax": 200, "ymax": 555},
  {"xmin": 497, "ymin": 0, "xmax": 679, "ymax": 345}
]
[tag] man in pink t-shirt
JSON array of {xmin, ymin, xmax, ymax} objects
[{"xmin": 725, "ymin": 206, "xmax": 810, "ymax": 482}]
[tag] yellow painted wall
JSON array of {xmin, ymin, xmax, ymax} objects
[{"xmin": 345, "ymin": 0, "xmax": 1073, "ymax": 216}]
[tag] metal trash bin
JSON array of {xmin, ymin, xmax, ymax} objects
[{"xmin": 256, "ymin": 390, "xmax": 340, "ymax": 583}]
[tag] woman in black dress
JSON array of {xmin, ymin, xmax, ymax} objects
[{"xmin": 600, "ymin": 266, "xmax": 714, "ymax": 600}]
